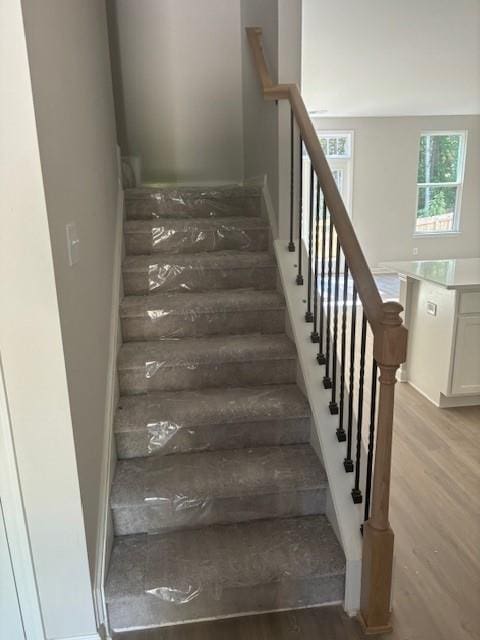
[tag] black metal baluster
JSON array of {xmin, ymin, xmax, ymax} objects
[
  {"xmin": 296, "ymin": 137, "xmax": 304, "ymax": 285},
  {"xmin": 344, "ymin": 284, "xmax": 357, "ymax": 473},
  {"xmin": 305, "ymin": 163, "xmax": 315, "ymax": 322},
  {"xmin": 317, "ymin": 198, "xmax": 327, "ymax": 364},
  {"xmin": 352, "ymin": 311, "xmax": 367, "ymax": 504},
  {"xmin": 336, "ymin": 263, "xmax": 349, "ymax": 442},
  {"xmin": 288, "ymin": 108, "xmax": 295, "ymax": 252},
  {"xmin": 364, "ymin": 358, "xmax": 378, "ymax": 521},
  {"xmin": 329, "ymin": 236, "xmax": 341, "ymax": 414},
  {"xmin": 311, "ymin": 180, "xmax": 320, "ymax": 343},
  {"xmin": 322, "ymin": 212, "xmax": 334, "ymax": 389}
]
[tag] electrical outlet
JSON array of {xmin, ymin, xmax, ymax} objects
[
  {"xmin": 413, "ymin": 247, "xmax": 419, "ymax": 256},
  {"xmin": 426, "ymin": 301, "xmax": 437, "ymax": 316},
  {"xmin": 66, "ymin": 223, "xmax": 80, "ymax": 266}
]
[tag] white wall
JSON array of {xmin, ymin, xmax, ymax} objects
[
  {"xmin": 314, "ymin": 115, "xmax": 480, "ymax": 266},
  {"xmin": 303, "ymin": 0, "xmax": 480, "ymax": 117},
  {"xmin": 21, "ymin": 0, "xmax": 119, "ymax": 584},
  {"xmin": 241, "ymin": 0, "xmax": 279, "ymax": 212},
  {"xmin": 0, "ymin": 0, "xmax": 98, "ymax": 637},
  {"xmin": 109, "ymin": 0, "xmax": 244, "ymax": 184}
]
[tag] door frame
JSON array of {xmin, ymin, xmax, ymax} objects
[
  {"xmin": 0, "ymin": 354, "xmax": 45, "ymax": 640},
  {"xmin": 316, "ymin": 129, "xmax": 355, "ymax": 217},
  {"xmin": 329, "ymin": 155, "xmax": 354, "ymax": 216}
]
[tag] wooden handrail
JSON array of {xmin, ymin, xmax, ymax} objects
[
  {"xmin": 246, "ymin": 27, "xmax": 383, "ymax": 328},
  {"xmin": 246, "ymin": 26, "xmax": 408, "ymax": 635}
]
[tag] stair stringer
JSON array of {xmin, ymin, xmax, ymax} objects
[
  {"xmin": 259, "ymin": 174, "xmax": 365, "ymax": 615},
  {"xmin": 274, "ymin": 237, "xmax": 365, "ymax": 614}
]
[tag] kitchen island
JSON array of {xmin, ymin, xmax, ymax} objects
[{"xmin": 382, "ymin": 258, "xmax": 480, "ymax": 408}]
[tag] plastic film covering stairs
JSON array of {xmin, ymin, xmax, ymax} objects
[
  {"xmin": 133, "ymin": 252, "xmax": 274, "ymax": 293},
  {"xmin": 109, "ymin": 516, "xmax": 344, "ymax": 608},
  {"xmin": 126, "ymin": 185, "xmax": 261, "ymax": 219},
  {"xmin": 136, "ymin": 445, "xmax": 320, "ymax": 529},
  {"xmin": 133, "ymin": 220, "xmax": 263, "ymax": 254},
  {"xmin": 115, "ymin": 387, "xmax": 309, "ymax": 456},
  {"xmin": 121, "ymin": 290, "xmax": 284, "ymax": 340}
]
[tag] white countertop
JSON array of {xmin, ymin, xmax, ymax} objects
[{"xmin": 381, "ymin": 258, "xmax": 480, "ymax": 290}]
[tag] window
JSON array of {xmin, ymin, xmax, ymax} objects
[
  {"xmin": 319, "ymin": 133, "xmax": 352, "ymax": 159},
  {"xmin": 317, "ymin": 131, "xmax": 354, "ymax": 214},
  {"xmin": 415, "ymin": 131, "xmax": 467, "ymax": 234}
]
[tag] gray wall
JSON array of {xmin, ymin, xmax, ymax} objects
[
  {"xmin": 303, "ymin": 0, "xmax": 480, "ymax": 116},
  {"xmin": 277, "ymin": 0, "xmax": 302, "ymax": 239},
  {"xmin": 241, "ymin": 0, "xmax": 279, "ymax": 213},
  {"xmin": 0, "ymin": 0, "xmax": 99, "ymax": 637},
  {"xmin": 314, "ymin": 115, "xmax": 480, "ymax": 266},
  {"xmin": 108, "ymin": 0, "xmax": 244, "ymax": 184},
  {"xmin": 21, "ymin": 0, "xmax": 119, "ymax": 577},
  {"xmin": 108, "ymin": 0, "xmax": 283, "ymax": 203}
]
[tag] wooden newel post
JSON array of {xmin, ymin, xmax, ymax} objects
[{"xmin": 359, "ymin": 301, "xmax": 407, "ymax": 635}]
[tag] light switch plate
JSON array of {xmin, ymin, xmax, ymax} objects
[{"xmin": 66, "ymin": 223, "xmax": 80, "ymax": 266}]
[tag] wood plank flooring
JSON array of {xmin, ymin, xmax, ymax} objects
[{"xmin": 114, "ymin": 606, "xmax": 364, "ymax": 639}]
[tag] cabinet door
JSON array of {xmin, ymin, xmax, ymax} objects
[{"xmin": 451, "ymin": 315, "xmax": 480, "ymax": 395}]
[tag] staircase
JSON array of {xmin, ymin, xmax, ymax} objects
[{"xmin": 105, "ymin": 186, "xmax": 345, "ymax": 633}]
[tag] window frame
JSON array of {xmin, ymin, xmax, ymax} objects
[
  {"xmin": 413, "ymin": 130, "xmax": 468, "ymax": 237},
  {"xmin": 315, "ymin": 129, "xmax": 355, "ymax": 216},
  {"xmin": 318, "ymin": 131, "xmax": 353, "ymax": 159}
]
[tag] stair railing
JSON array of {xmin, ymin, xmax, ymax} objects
[{"xmin": 246, "ymin": 27, "xmax": 407, "ymax": 634}]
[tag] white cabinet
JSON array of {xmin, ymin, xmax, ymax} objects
[
  {"xmin": 451, "ymin": 314, "xmax": 480, "ymax": 396},
  {"xmin": 384, "ymin": 259, "xmax": 480, "ymax": 407},
  {"xmin": 399, "ymin": 279, "xmax": 480, "ymax": 407}
]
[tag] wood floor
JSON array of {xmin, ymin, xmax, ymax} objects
[
  {"xmin": 114, "ymin": 605, "xmax": 365, "ymax": 639},
  {"xmin": 115, "ymin": 274, "xmax": 480, "ymax": 640},
  {"xmin": 386, "ymin": 383, "xmax": 480, "ymax": 640}
]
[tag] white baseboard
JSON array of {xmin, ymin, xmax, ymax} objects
[
  {"xmin": 406, "ymin": 378, "xmax": 480, "ymax": 408},
  {"xmin": 439, "ymin": 392, "xmax": 480, "ymax": 408},
  {"xmin": 57, "ymin": 634, "xmax": 102, "ymax": 640},
  {"xmin": 273, "ymin": 238, "xmax": 366, "ymax": 614},
  {"xmin": 260, "ymin": 177, "xmax": 279, "ymax": 240},
  {"xmin": 141, "ymin": 179, "xmax": 243, "ymax": 188},
  {"xmin": 93, "ymin": 168, "xmax": 124, "ymax": 632}
]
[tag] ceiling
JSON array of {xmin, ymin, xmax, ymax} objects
[{"xmin": 302, "ymin": 0, "xmax": 480, "ymax": 117}]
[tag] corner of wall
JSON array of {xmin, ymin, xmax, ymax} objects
[{"xmin": 93, "ymin": 153, "xmax": 124, "ymax": 629}]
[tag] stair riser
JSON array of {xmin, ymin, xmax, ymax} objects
[
  {"xmin": 106, "ymin": 574, "xmax": 345, "ymax": 632},
  {"xmin": 112, "ymin": 488, "xmax": 326, "ymax": 536},
  {"xmin": 119, "ymin": 359, "xmax": 297, "ymax": 394},
  {"xmin": 126, "ymin": 196, "xmax": 261, "ymax": 220},
  {"xmin": 121, "ymin": 308, "xmax": 285, "ymax": 341},
  {"xmin": 123, "ymin": 265, "xmax": 277, "ymax": 295},
  {"xmin": 125, "ymin": 227, "xmax": 268, "ymax": 255},
  {"xmin": 115, "ymin": 417, "xmax": 311, "ymax": 459}
]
